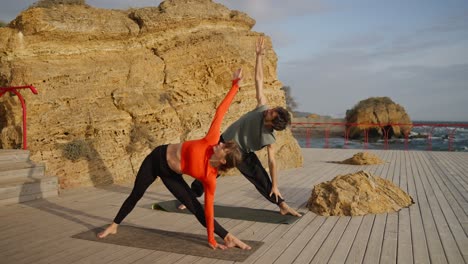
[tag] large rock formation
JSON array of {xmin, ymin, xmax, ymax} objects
[
  {"xmin": 307, "ymin": 171, "xmax": 413, "ymax": 216},
  {"xmin": 345, "ymin": 97, "xmax": 412, "ymax": 139},
  {"xmin": 0, "ymin": 0, "xmax": 303, "ymax": 189}
]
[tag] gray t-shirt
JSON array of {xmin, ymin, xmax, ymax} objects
[{"xmin": 222, "ymin": 105, "xmax": 276, "ymax": 153}]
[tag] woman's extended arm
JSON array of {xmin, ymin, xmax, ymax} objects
[
  {"xmin": 203, "ymin": 179, "xmax": 218, "ymax": 248},
  {"xmin": 205, "ymin": 69, "xmax": 243, "ymax": 143}
]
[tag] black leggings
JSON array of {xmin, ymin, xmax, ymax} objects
[
  {"xmin": 191, "ymin": 141, "xmax": 285, "ymax": 205},
  {"xmin": 113, "ymin": 145, "xmax": 228, "ymax": 239}
]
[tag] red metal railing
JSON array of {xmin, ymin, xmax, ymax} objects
[
  {"xmin": 0, "ymin": 85, "xmax": 38, "ymax": 150},
  {"xmin": 291, "ymin": 122, "xmax": 468, "ymax": 151}
]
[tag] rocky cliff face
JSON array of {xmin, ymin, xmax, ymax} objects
[
  {"xmin": 345, "ymin": 97, "xmax": 412, "ymax": 139},
  {"xmin": 0, "ymin": 0, "xmax": 303, "ymax": 189}
]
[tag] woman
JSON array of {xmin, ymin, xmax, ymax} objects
[{"xmin": 98, "ymin": 69, "xmax": 251, "ymax": 250}]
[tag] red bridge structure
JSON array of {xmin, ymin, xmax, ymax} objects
[
  {"xmin": 0, "ymin": 85, "xmax": 38, "ymax": 150},
  {"xmin": 291, "ymin": 122, "xmax": 468, "ymax": 151}
]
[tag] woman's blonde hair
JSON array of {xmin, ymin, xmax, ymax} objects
[{"xmin": 218, "ymin": 141, "xmax": 242, "ymax": 172}]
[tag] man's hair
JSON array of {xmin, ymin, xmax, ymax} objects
[
  {"xmin": 218, "ymin": 141, "xmax": 242, "ymax": 172},
  {"xmin": 272, "ymin": 107, "xmax": 291, "ymax": 131}
]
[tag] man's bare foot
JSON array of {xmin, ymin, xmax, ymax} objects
[
  {"xmin": 97, "ymin": 223, "xmax": 118, "ymax": 238},
  {"xmin": 279, "ymin": 202, "xmax": 302, "ymax": 217},
  {"xmin": 224, "ymin": 233, "xmax": 251, "ymax": 250},
  {"xmin": 178, "ymin": 204, "xmax": 186, "ymax": 210}
]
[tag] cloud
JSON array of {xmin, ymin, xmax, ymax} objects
[
  {"xmin": 425, "ymin": 11, "xmax": 468, "ymax": 33},
  {"xmin": 215, "ymin": 0, "xmax": 331, "ymax": 22}
]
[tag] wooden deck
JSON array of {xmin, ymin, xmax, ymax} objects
[{"xmin": 1, "ymin": 149, "xmax": 467, "ymax": 263}]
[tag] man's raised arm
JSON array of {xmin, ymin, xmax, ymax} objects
[{"xmin": 255, "ymin": 37, "xmax": 267, "ymax": 107}]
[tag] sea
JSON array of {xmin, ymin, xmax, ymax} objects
[{"xmin": 292, "ymin": 121, "xmax": 468, "ymax": 152}]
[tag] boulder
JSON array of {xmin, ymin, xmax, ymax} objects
[
  {"xmin": 339, "ymin": 152, "xmax": 384, "ymax": 165},
  {"xmin": 307, "ymin": 170, "xmax": 413, "ymax": 216},
  {"xmin": 345, "ymin": 97, "xmax": 412, "ymax": 139}
]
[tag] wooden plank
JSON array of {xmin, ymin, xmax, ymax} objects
[
  {"xmin": 194, "ymin": 257, "xmax": 223, "ymax": 264},
  {"xmin": 248, "ymin": 212, "xmax": 317, "ymax": 264},
  {"xmin": 363, "ymin": 148, "xmax": 397, "ymax": 263},
  {"xmin": 426, "ymin": 152, "xmax": 468, "ymax": 222},
  {"xmin": 362, "ymin": 213, "xmax": 387, "ymax": 264},
  {"xmin": 426, "ymin": 152, "xmax": 468, "ymax": 239},
  {"xmin": 238, "ymin": 222, "xmax": 291, "ymax": 264},
  {"xmin": 111, "ymin": 248, "xmax": 165, "ymax": 264},
  {"xmin": 380, "ymin": 212, "xmax": 398, "ymax": 264},
  {"xmin": 310, "ymin": 216, "xmax": 352, "ymax": 263},
  {"xmin": 344, "ymin": 215, "xmax": 375, "ymax": 264},
  {"xmin": 416, "ymin": 151, "xmax": 467, "ymax": 264},
  {"xmin": 0, "ymin": 176, "xmax": 58, "ymax": 199},
  {"xmin": 73, "ymin": 245, "xmax": 159, "ymax": 264},
  {"xmin": 451, "ymin": 152, "xmax": 468, "ymax": 178},
  {"xmin": 25, "ymin": 239, "xmax": 105, "ymax": 264},
  {"xmin": 0, "ymin": 189, "xmax": 118, "ymax": 238},
  {"xmin": 441, "ymin": 152, "xmax": 468, "ymax": 185},
  {"xmin": 271, "ymin": 217, "xmax": 326, "ymax": 264},
  {"xmin": 410, "ymin": 151, "xmax": 448, "ymax": 263},
  {"xmin": 3, "ymin": 204, "xmax": 137, "ymax": 263},
  {"xmin": 292, "ymin": 216, "xmax": 340, "ymax": 263},
  {"xmin": 436, "ymin": 152, "xmax": 468, "ymax": 205},
  {"xmin": 132, "ymin": 251, "xmax": 186, "ymax": 264},
  {"xmin": 405, "ymin": 151, "xmax": 431, "ymax": 264},
  {"xmin": 327, "ymin": 216, "xmax": 364, "ymax": 264},
  {"xmin": 380, "ymin": 150, "xmax": 400, "ymax": 264},
  {"xmin": 397, "ymin": 150, "xmax": 413, "ymax": 264},
  {"xmin": 432, "ymin": 152, "xmax": 468, "ymax": 202}
]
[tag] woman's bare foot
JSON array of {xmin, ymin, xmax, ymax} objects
[
  {"xmin": 224, "ymin": 233, "xmax": 251, "ymax": 250},
  {"xmin": 279, "ymin": 202, "xmax": 302, "ymax": 217},
  {"xmin": 178, "ymin": 204, "xmax": 186, "ymax": 210},
  {"xmin": 97, "ymin": 223, "xmax": 118, "ymax": 238}
]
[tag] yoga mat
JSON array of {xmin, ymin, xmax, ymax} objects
[
  {"xmin": 152, "ymin": 200, "xmax": 301, "ymax": 224},
  {"xmin": 72, "ymin": 225, "xmax": 263, "ymax": 262}
]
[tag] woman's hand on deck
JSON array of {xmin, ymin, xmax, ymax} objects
[{"xmin": 209, "ymin": 242, "xmax": 227, "ymax": 250}]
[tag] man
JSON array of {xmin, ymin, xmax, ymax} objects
[{"xmin": 183, "ymin": 37, "xmax": 300, "ymax": 217}]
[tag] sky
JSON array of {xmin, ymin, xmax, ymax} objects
[{"xmin": 1, "ymin": 0, "xmax": 468, "ymax": 121}]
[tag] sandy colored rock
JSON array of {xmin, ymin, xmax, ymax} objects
[
  {"xmin": 0, "ymin": 0, "xmax": 302, "ymax": 189},
  {"xmin": 307, "ymin": 170, "xmax": 413, "ymax": 216},
  {"xmin": 345, "ymin": 97, "xmax": 412, "ymax": 139},
  {"xmin": 339, "ymin": 152, "xmax": 384, "ymax": 165}
]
